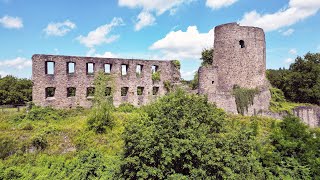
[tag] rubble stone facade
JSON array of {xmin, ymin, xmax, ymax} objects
[
  {"xmin": 32, "ymin": 54, "xmax": 180, "ymax": 108},
  {"xmin": 198, "ymin": 23, "xmax": 271, "ymax": 115}
]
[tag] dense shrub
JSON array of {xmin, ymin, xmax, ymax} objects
[
  {"xmin": 25, "ymin": 106, "xmax": 61, "ymax": 121},
  {"xmin": 31, "ymin": 134, "xmax": 48, "ymax": 150},
  {"xmin": 121, "ymin": 90, "xmax": 246, "ymax": 178},
  {"xmin": 116, "ymin": 103, "xmax": 136, "ymax": 113}
]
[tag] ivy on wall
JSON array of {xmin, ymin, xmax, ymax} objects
[{"xmin": 232, "ymin": 85, "xmax": 258, "ymax": 115}]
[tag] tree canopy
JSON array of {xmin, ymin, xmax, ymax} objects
[
  {"xmin": 0, "ymin": 75, "xmax": 32, "ymax": 106},
  {"xmin": 267, "ymin": 52, "xmax": 320, "ymax": 105}
]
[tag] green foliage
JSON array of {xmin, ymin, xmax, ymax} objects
[
  {"xmin": 259, "ymin": 116, "xmax": 320, "ymax": 179},
  {"xmin": 152, "ymin": 71, "xmax": 160, "ymax": 82},
  {"xmin": 117, "ymin": 103, "xmax": 136, "ymax": 113},
  {"xmin": 200, "ymin": 48, "xmax": 214, "ymax": 66},
  {"xmin": 190, "ymin": 71, "xmax": 199, "ymax": 90},
  {"xmin": 87, "ymin": 100, "xmax": 114, "ymax": 134},
  {"xmin": 267, "ymin": 52, "xmax": 320, "ymax": 105},
  {"xmin": 31, "ymin": 133, "xmax": 48, "ymax": 150},
  {"xmin": 93, "ymin": 71, "xmax": 114, "ymax": 104},
  {"xmin": 163, "ymin": 80, "xmax": 173, "ymax": 93},
  {"xmin": 172, "ymin": 60, "xmax": 181, "ymax": 69},
  {"xmin": 269, "ymin": 87, "xmax": 304, "ymax": 113},
  {"xmin": 87, "ymin": 72, "xmax": 115, "ymax": 134},
  {"xmin": 25, "ymin": 106, "xmax": 61, "ymax": 121},
  {"xmin": 0, "ymin": 75, "xmax": 32, "ymax": 105},
  {"xmin": 121, "ymin": 90, "xmax": 237, "ymax": 178},
  {"xmin": 232, "ymin": 85, "xmax": 258, "ymax": 115}
]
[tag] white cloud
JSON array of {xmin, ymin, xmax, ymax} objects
[
  {"xmin": 94, "ymin": 52, "xmax": 119, "ymax": 58},
  {"xmin": 0, "ymin": 71, "xmax": 8, "ymax": 77},
  {"xmin": 118, "ymin": 0, "xmax": 192, "ymax": 15},
  {"xmin": 0, "ymin": 57, "xmax": 31, "ymax": 69},
  {"xmin": 86, "ymin": 48, "xmax": 119, "ymax": 58},
  {"xmin": 118, "ymin": 0, "xmax": 193, "ymax": 30},
  {"xmin": 181, "ymin": 69, "xmax": 197, "ymax": 80},
  {"xmin": 135, "ymin": 11, "xmax": 156, "ymax": 31},
  {"xmin": 206, "ymin": 0, "xmax": 238, "ymax": 10},
  {"xmin": 0, "ymin": 15, "xmax": 23, "ymax": 29},
  {"xmin": 77, "ymin": 17, "xmax": 124, "ymax": 48},
  {"xmin": 282, "ymin": 28, "xmax": 295, "ymax": 36},
  {"xmin": 284, "ymin": 58, "xmax": 294, "ymax": 64},
  {"xmin": 239, "ymin": 0, "xmax": 320, "ymax": 31},
  {"xmin": 149, "ymin": 26, "xmax": 214, "ymax": 60},
  {"xmin": 289, "ymin": 48, "xmax": 297, "ymax": 55},
  {"xmin": 44, "ymin": 20, "xmax": 76, "ymax": 36}
]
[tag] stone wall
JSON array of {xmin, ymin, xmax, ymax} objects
[
  {"xmin": 293, "ymin": 106, "xmax": 320, "ymax": 128},
  {"xmin": 198, "ymin": 23, "xmax": 271, "ymax": 115},
  {"xmin": 32, "ymin": 54, "xmax": 180, "ymax": 108}
]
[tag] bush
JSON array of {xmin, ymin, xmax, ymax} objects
[
  {"xmin": 232, "ymin": 85, "xmax": 258, "ymax": 115},
  {"xmin": 87, "ymin": 101, "xmax": 114, "ymax": 134},
  {"xmin": 117, "ymin": 103, "xmax": 136, "ymax": 113},
  {"xmin": 31, "ymin": 134, "xmax": 48, "ymax": 150},
  {"xmin": 0, "ymin": 137, "xmax": 16, "ymax": 159},
  {"xmin": 25, "ymin": 106, "xmax": 61, "ymax": 121},
  {"xmin": 120, "ymin": 90, "xmax": 231, "ymax": 179},
  {"xmin": 21, "ymin": 123, "xmax": 33, "ymax": 130}
]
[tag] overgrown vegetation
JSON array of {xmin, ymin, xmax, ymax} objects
[
  {"xmin": 0, "ymin": 89, "xmax": 319, "ymax": 179},
  {"xmin": 0, "ymin": 75, "xmax": 32, "ymax": 105},
  {"xmin": 200, "ymin": 47, "xmax": 214, "ymax": 66},
  {"xmin": 267, "ymin": 52, "xmax": 320, "ymax": 105},
  {"xmin": 269, "ymin": 87, "xmax": 306, "ymax": 113},
  {"xmin": 232, "ymin": 85, "xmax": 258, "ymax": 115},
  {"xmin": 152, "ymin": 71, "xmax": 160, "ymax": 82},
  {"xmin": 163, "ymin": 80, "xmax": 173, "ymax": 93},
  {"xmin": 87, "ymin": 72, "xmax": 115, "ymax": 134},
  {"xmin": 172, "ymin": 60, "xmax": 181, "ymax": 69}
]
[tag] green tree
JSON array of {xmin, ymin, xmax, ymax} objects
[
  {"xmin": 120, "ymin": 90, "xmax": 266, "ymax": 179},
  {"xmin": 87, "ymin": 72, "xmax": 115, "ymax": 134},
  {"xmin": 267, "ymin": 52, "xmax": 320, "ymax": 105},
  {"xmin": 200, "ymin": 48, "xmax": 214, "ymax": 66},
  {"xmin": 0, "ymin": 75, "xmax": 32, "ymax": 105}
]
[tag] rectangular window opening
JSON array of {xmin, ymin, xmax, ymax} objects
[
  {"xmin": 45, "ymin": 87, "xmax": 56, "ymax": 98},
  {"xmin": 105, "ymin": 64, "xmax": 111, "ymax": 74},
  {"xmin": 121, "ymin": 87, "xmax": 129, "ymax": 96},
  {"xmin": 152, "ymin": 87, "xmax": 159, "ymax": 95},
  {"xmin": 121, "ymin": 64, "xmax": 128, "ymax": 76},
  {"xmin": 137, "ymin": 87, "xmax": 144, "ymax": 96},
  {"xmin": 67, "ymin": 62, "xmax": 75, "ymax": 74},
  {"xmin": 87, "ymin": 87, "xmax": 95, "ymax": 97},
  {"xmin": 45, "ymin": 61, "xmax": 55, "ymax": 75},
  {"xmin": 87, "ymin": 63, "xmax": 94, "ymax": 75},
  {"xmin": 105, "ymin": 87, "xmax": 112, "ymax": 96},
  {"xmin": 67, "ymin": 87, "xmax": 76, "ymax": 97},
  {"xmin": 151, "ymin": 65, "xmax": 159, "ymax": 73},
  {"xmin": 136, "ymin": 64, "xmax": 143, "ymax": 76}
]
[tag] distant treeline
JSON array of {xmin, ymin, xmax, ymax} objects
[
  {"xmin": 0, "ymin": 75, "xmax": 32, "ymax": 106},
  {"xmin": 267, "ymin": 52, "xmax": 320, "ymax": 105}
]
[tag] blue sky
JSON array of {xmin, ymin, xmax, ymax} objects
[{"xmin": 0, "ymin": 0, "xmax": 320, "ymax": 80}]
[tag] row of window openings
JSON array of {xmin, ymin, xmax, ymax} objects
[
  {"xmin": 45, "ymin": 87, "xmax": 160, "ymax": 98},
  {"xmin": 45, "ymin": 62, "xmax": 159, "ymax": 76}
]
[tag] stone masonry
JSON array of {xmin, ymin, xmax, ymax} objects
[
  {"xmin": 32, "ymin": 54, "xmax": 180, "ymax": 108},
  {"xmin": 198, "ymin": 23, "xmax": 271, "ymax": 115}
]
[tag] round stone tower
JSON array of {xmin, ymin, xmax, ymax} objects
[
  {"xmin": 213, "ymin": 23, "xmax": 268, "ymax": 91},
  {"xmin": 198, "ymin": 23, "xmax": 271, "ymax": 115}
]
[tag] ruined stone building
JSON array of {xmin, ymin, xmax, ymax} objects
[
  {"xmin": 32, "ymin": 22, "xmax": 319, "ymax": 127},
  {"xmin": 32, "ymin": 54, "xmax": 180, "ymax": 108},
  {"xmin": 198, "ymin": 23, "xmax": 271, "ymax": 115}
]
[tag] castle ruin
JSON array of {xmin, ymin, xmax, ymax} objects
[
  {"xmin": 198, "ymin": 23, "xmax": 271, "ymax": 115},
  {"xmin": 31, "ymin": 22, "xmax": 320, "ymax": 126},
  {"xmin": 32, "ymin": 54, "xmax": 180, "ymax": 108}
]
